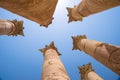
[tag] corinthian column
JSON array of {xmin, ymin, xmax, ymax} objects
[
  {"xmin": 40, "ymin": 42, "xmax": 70, "ymax": 80},
  {"xmin": 0, "ymin": 19, "xmax": 24, "ymax": 36},
  {"xmin": 0, "ymin": 0, "xmax": 58, "ymax": 27},
  {"xmin": 67, "ymin": 0, "xmax": 120, "ymax": 22},
  {"xmin": 78, "ymin": 63, "xmax": 103, "ymax": 80},
  {"xmin": 72, "ymin": 35, "xmax": 120, "ymax": 75}
]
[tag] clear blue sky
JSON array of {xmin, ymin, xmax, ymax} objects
[{"xmin": 0, "ymin": 0, "xmax": 120, "ymax": 80}]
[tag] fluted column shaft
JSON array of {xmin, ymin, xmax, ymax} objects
[
  {"xmin": 67, "ymin": 0, "xmax": 120, "ymax": 22},
  {"xmin": 78, "ymin": 63, "xmax": 103, "ymax": 80},
  {"xmin": 72, "ymin": 35, "xmax": 120, "ymax": 75},
  {"xmin": 0, "ymin": 19, "xmax": 24, "ymax": 36},
  {"xmin": 40, "ymin": 42, "xmax": 70, "ymax": 80}
]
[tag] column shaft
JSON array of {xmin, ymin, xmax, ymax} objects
[
  {"xmin": 0, "ymin": 19, "xmax": 14, "ymax": 35},
  {"xmin": 87, "ymin": 71, "xmax": 103, "ymax": 80},
  {"xmin": 40, "ymin": 42, "xmax": 70, "ymax": 80},
  {"xmin": 77, "ymin": 0, "xmax": 120, "ymax": 17},
  {"xmin": 72, "ymin": 35, "xmax": 120, "ymax": 75},
  {"xmin": 0, "ymin": 0, "xmax": 58, "ymax": 27}
]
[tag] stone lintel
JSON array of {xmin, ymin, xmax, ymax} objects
[
  {"xmin": 78, "ymin": 63, "xmax": 94, "ymax": 80},
  {"xmin": 72, "ymin": 35, "xmax": 87, "ymax": 50},
  {"xmin": 40, "ymin": 41, "xmax": 61, "ymax": 56},
  {"xmin": 8, "ymin": 19, "xmax": 24, "ymax": 36},
  {"xmin": 66, "ymin": 6, "xmax": 82, "ymax": 23}
]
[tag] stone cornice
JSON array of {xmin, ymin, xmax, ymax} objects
[
  {"xmin": 40, "ymin": 41, "xmax": 61, "ymax": 56},
  {"xmin": 72, "ymin": 35, "xmax": 87, "ymax": 50},
  {"xmin": 8, "ymin": 19, "xmax": 24, "ymax": 36},
  {"xmin": 78, "ymin": 63, "xmax": 94, "ymax": 80}
]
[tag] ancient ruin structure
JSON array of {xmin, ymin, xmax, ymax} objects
[
  {"xmin": 0, "ymin": 0, "xmax": 58, "ymax": 27},
  {"xmin": 72, "ymin": 35, "xmax": 120, "ymax": 75},
  {"xmin": 67, "ymin": 0, "xmax": 120, "ymax": 22},
  {"xmin": 78, "ymin": 63, "xmax": 103, "ymax": 80},
  {"xmin": 40, "ymin": 42, "xmax": 70, "ymax": 80},
  {"xmin": 0, "ymin": 19, "xmax": 24, "ymax": 36}
]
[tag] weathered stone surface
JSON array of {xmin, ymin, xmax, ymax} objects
[
  {"xmin": 72, "ymin": 35, "xmax": 87, "ymax": 50},
  {"xmin": 40, "ymin": 42, "xmax": 70, "ymax": 80},
  {"xmin": 40, "ymin": 41, "xmax": 61, "ymax": 56},
  {"xmin": 78, "ymin": 63, "xmax": 103, "ymax": 80},
  {"xmin": 95, "ymin": 43, "xmax": 120, "ymax": 75},
  {"xmin": 8, "ymin": 19, "xmax": 24, "ymax": 36},
  {"xmin": 0, "ymin": 19, "xmax": 13, "ymax": 35},
  {"xmin": 73, "ymin": 35, "xmax": 120, "ymax": 75},
  {"xmin": 67, "ymin": 0, "xmax": 120, "ymax": 22},
  {"xmin": 0, "ymin": 0, "xmax": 58, "ymax": 27}
]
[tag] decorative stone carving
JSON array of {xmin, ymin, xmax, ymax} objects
[
  {"xmin": 78, "ymin": 63, "xmax": 103, "ymax": 80},
  {"xmin": 8, "ymin": 19, "xmax": 24, "ymax": 36},
  {"xmin": 0, "ymin": 19, "xmax": 24, "ymax": 36},
  {"xmin": 40, "ymin": 41, "xmax": 61, "ymax": 56},
  {"xmin": 72, "ymin": 35, "xmax": 120, "ymax": 75},
  {"xmin": 72, "ymin": 35, "xmax": 87, "ymax": 50},
  {"xmin": 0, "ymin": 0, "xmax": 58, "ymax": 27},
  {"xmin": 67, "ymin": 0, "xmax": 120, "ymax": 23},
  {"xmin": 78, "ymin": 63, "xmax": 94, "ymax": 80}
]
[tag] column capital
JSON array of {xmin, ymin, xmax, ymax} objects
[
  {"xmin": 78, "ymin": 63, "xmax": 94, "ymax": 80},
  {"xmin": 40, "ymin": 41, "xmax": 61, "ymax": 56},
  {"xmin": 72, "ymin": 35, "xmax": 87, "ymax": 50},
  {"xmin": 66, "ymin": 7, "xmax": 75, "ymax": 23},
  {"xmin": 66, "ymin": 6, "xmax": 83, "ymax": 23},
  {"xmin": 8, "ymin": 19, "xmax": 24, "ymax": 36}
]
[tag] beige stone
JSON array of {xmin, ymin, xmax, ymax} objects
[
  {"xmin": 40, "ymin": 42, "xmax": 70, "ymax": 80},
  {"xmin": 67, "ymin": 0, "xmax": 120, "ymax": 22},
  {"xmin": 72, "ymin": 35, "xmax": 120, "ymax": 75},
  {"xmin": 87, "ymin": 71, "xmax": 103, "ymax": 80},
  {"xmin": 0, "ymin": 19, "xmax": 24, "ymax": 36},
  {"xmin": 78, "ymin": 63, "xmax": 103, "ymax": 80},
  {"xmin": 0, "ymin": 0, "xmax": 58, "ymax": 27}
]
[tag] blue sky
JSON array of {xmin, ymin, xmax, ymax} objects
[{"xmin": 0, "ymin": 0, "xmax": 120, "ymax": 80}]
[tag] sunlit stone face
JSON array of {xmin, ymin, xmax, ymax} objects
[
  {"xmin": 45, "ymin": 49, "xmax": 58, "ymax": 56},
  {"xmin": 44, "ymin": 75, "xmax": 69, "ymax": 80},
  {"xmin": 44, "ymin": 49, "xmax": 59, "ymax": 60},
  {"xmin": 0, "ymin": 20, "xmax": 13, "ymax": 34},
  {"xmin": 0, "ymin": 0, "xmax": 58, "ymax": 27}
]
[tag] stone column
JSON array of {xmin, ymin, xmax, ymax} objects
[
  {"xmin": 0, "ymin": 19, "xmax": 24, "ymax": 36},
  {"xmin": 40, "ymin": 42, "xmax": 70, "ymax": 80},
  {"xmin": 67, "ymin": 0, "xmax": 120, "ymax": 22},
  {"xmin": 0, "ymin": 0, "xmax": 58, "ymax": 27},
  {"xmin": 78, "ymin": 63, "xmax": 103, "ymax": 80},
  {"xmin": 72, "ymin": 35, "xmax": 120, "ymax": 75}
]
